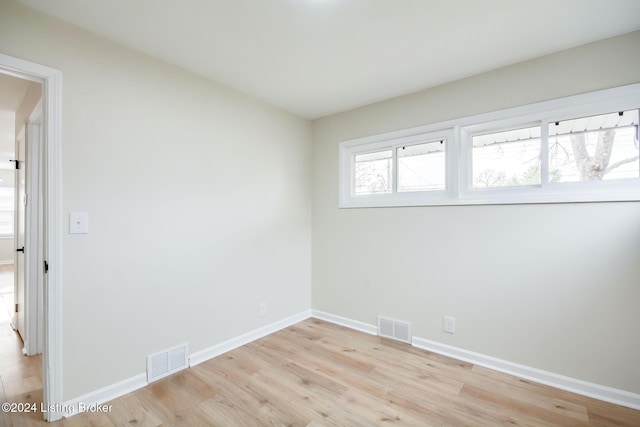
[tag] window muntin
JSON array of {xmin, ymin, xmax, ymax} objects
[
  {"xmin": 472, "ymin": 126, "xmax": 541, "ymax": 188},
  {"xmin": 548, "ymin": 109, "xmax": 639, "ymax": 183},
  {"xmin": 397, "ymin": 140, "xmax": 446, "ymax": 192},
  {"xmin": 354, "ymin": 150, "xmax": 392, "ymax": 195}
]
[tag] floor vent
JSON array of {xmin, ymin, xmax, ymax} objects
[
  {"xmin": 147, "ymin": 343, "xmax": 188, "ymax": 383},
  {"xmin": 378, "ymin": 316, "xmax": 412, "ymax": 344}
]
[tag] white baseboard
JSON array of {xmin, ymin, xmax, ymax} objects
[
  {"xmin": 58, "ymin": 309, "xmax": 640, "ymax": 417},
  {"xmin": 412, "ymin": 337, "xmax": 640, "ymax": 411},
  {"xmin": 312, "ymin": 311, "xmax": 640, "ymax": 411},
  {"xmin": 60, "ymin": 309, "xmax": 312, "ymax": 418},
  {"xmin": 311, "ymin": 309, "xmax": 377, "ymax": 336},
  {"xmin": 61, "ymin": 373, "xmax": 147, "ymax": 417},
  {"xmin": 189, "ymin": 309, "xmax": 312, "ymax": 367},
  {"xmin": 0, "ymin": 260, "xmax": 14, "ymax": 265}
]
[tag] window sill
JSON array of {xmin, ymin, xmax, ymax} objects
[{"xmin": 340, "ymin": 186, "xmax": 640, "ymax": 208}]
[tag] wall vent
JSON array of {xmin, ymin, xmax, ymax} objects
[
  {"xmin": 377, "ymin": 316, "xmax": 412, "ymax": 344},
  {"xmin": 147, "ymin": 343, "xmax": 188, "ymax": 383}
]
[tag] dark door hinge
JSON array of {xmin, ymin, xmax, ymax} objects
[
  {"xmin": 44, "ymin": 260, "xmax": 49, "ymax": 274},
  {"xmin": 15, "ymin": 303, "xmax": 18, "ymax": 313},
  {"xmin": 10, "ymin": 159, "xmax": 20, "ymax": 170}
]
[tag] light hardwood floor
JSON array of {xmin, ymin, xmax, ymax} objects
[
  {"xmin": 1, "ymin": 317, "xmax": 639, "ymax": 426},
  {"xmin": 0, "ymin": 264, "xmax": 44, "ymax": 427}
]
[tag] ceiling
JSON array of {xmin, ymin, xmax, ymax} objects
[
  {"xmin": 15, "ymin": 0, "xmax": 640, "ymax": 119},
  {"xmin": 0, "ymin": 72, "xmax": 30, "ymax": 112}
]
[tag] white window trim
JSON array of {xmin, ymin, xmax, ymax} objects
[
  {"xmin": 345, "ymin": 129, "xmax": 455, "ymax": 207},
  {"xmin": 339, "ymin": 83, "xmax": 640, "ymax": 208}
]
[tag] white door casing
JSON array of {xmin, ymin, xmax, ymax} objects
[{"xmin": 0, "ymin": 52, "xmax": 62, "ymax": 422}]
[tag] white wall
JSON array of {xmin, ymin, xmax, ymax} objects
[
  {"xmin": 0, "ymin": 108, "xmax": 15, "ymax": 264},
  {"xmin": 0, "ymin": 1, "xmax": 311, "ymax": 400},
  {"xmin": 0, "ymin": 238, "xmax": 13, "ymax": 264},
  {"xmin": 0, "ymin": 169, "xmax": 14, "ymax": 264},
  {"xmin": 312, "ymin": 31, "xmax": 640, "ymax": 394},
  {"xmin": 2, "ymin": 0, "xmax": 638, "ymax": 403},
  {"xmin": 14, "ymin": 80, "xmax": 41, "ymax": 138}
]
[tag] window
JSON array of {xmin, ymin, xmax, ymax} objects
[
  {"xmin": 340, "ymin": 130, "xmax": 452, "ymax": 207},
  {"xmin": 472, "ymin": 126, "xmax": 541, "ymax": 188},
  {"xmin": 354, "ymin": 150, "xmax": 392, "ymax": 195},
  {"xmin": 548, "ymin": 109, "xmax": 639, "ymax": 183},
  {"xmin": 339, "ymin": 83, "xmax": 640, "ymax": 208},
  {"xmin": 398, "ymin": 140, "xmax": 446, "ymax": 192}
]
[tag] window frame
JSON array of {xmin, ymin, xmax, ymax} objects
[
  {"xmin": 339, "ymin": 83, "xmax": 640, "ymax": 208},
  {"xmin": 340, "ymin": 129, "xmax": 455, "ymax": 208}
]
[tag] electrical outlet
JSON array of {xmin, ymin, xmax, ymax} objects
[
  {"xmin": 259, "ymin": 302, "xmax": 268, "ymax": 317},
  {"xmin": 443, "ymin": 315, "xmax": 456, "ymax": 334}
]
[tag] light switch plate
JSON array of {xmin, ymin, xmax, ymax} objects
[{"xmin": 69, "ymin": 211, "xmax": 89, "ymax": 234}]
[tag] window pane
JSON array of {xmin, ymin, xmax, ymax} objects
[
  {"xmin": 397, "ymin": 140, "xmax": 445, "ymax": 192},
  {"xmin": 472, "ymin": 126, "xmax": 541, "ymax": 188},
  {"xmin": 549, "ymin": 109, "xmax": 639, "ymax": 182},
  {"xmin": 354, "ymin": 150, "xmax": 392, "ymax": 195}
]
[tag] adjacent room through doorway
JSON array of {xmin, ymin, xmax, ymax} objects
[
  {"xmin": 0, "ymin": 265, "xmax": 13, "ymax": 325},
  {"xmin": 0, "ymin": 69, "xmax": 44, "ymax": 422}
]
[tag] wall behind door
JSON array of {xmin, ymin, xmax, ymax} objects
[
  {"xmin": 0, "ymin": 106, "xmax": 15, "ymax": 264},
  {"xmin": 0, "ymin": 170, "xmax": 14, "ymax": 264}
]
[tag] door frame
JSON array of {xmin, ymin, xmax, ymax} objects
[{"xmin": 0, "ymin": 52, "xmax": 62, "ymax": 422}]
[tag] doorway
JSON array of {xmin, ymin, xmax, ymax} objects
[
  {"xmin": 0, "ymin": 79, "xmax": 24, "ymax": 329},
  {"xmin": 0, "ymin": 53, "xmax": 62, "ymax": 422},
  {"xmin": 0, "ymin": 155, "xmax": 15, "ymax": 329},
  {"xmin": 0, "ymin": 72, "xmax": 41, "ymax": 338},
  {"xmin": 0, "ymin": 71, "xmax": 44, "ymax": 425},
  {"xmin": 0, "ymin": 266, "xmax": 13, "ymax": 325}
]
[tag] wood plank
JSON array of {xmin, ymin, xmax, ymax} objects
[{"xmin": 0, "ymin": 318, "xmax": 638, "ymax": 426}]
